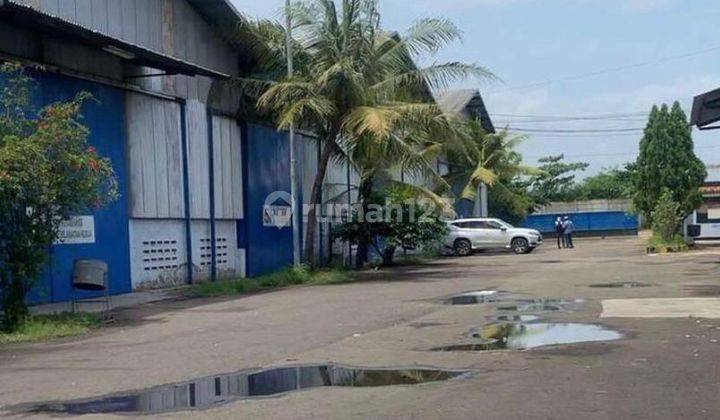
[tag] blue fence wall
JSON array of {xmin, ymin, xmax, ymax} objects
[
  {"xmin": 522, "ymin": 211, "xmax": 638, "ymax": 235},
  {"xmin": 241, "ymin": 123, "xmax": 295, "ymax": 277},
  {"xmin": 18, "ymin": 71, "xmax": 132, "ymax": 304}
]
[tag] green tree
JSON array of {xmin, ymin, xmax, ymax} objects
[
  {"xmin": 347, "ymin": 110, "xmax": 453, "ymax": 268},
  {"xmin": 443, "ymin": 120, "xmax": 536, "ymax": 223},
  {"xmin": 633, "ymin": 102, "xmax": 706, "ymax": 222},
  {"xmin": 528, "ymin": 154, "xmax": 589, "ymax": 204},
  {"xmin": 256, "ymin": 0, "xmax": 490, "ymax": 264},
  {"xmin": 575, "ymin": 163, "xmax": 636, "ymax": 200},
  {"xmin": 0, "ymin": 64, "xmax": 117, "ymax": 331}
]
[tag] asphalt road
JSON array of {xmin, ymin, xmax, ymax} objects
[{"xmin": 1, "ymin": 237, "xmax": 719, "ymax": 419}]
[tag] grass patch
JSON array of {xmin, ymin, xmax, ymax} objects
[
  {"xmin": 184, "ymin": 266, "xmax": 353, "ymax": 298},
  {"xmin": 0, "ymin": 312, "xmax": 103, "ymax": 345},
  {"xmin": 647, "ymin": 233, "xmax": 689, "ymax": 254}
]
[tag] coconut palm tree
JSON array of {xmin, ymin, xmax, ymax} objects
[
  {"xmin": 256, "ymin": 0, "xmax": 492, "ymax": 264},
  {"xmin": 443, "ymin": 118, "xmax": 537, "ymax": 219}
]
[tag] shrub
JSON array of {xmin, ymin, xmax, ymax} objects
[
  {"xmin": 0, "ymin": 64, "xmax": 117, "ymax": 332},
  {"xmin": 651, "ymin": 190, "xmax": 682, "ymax": 241}
]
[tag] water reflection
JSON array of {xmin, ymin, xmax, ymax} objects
[
  {"xmin": 445, "ymin": 290, "xmax": 501, "ymax": 305},
  {"xmin": 433, "ymin": 323, "xmax": 622, "ymax": 352},
  {"xmin": 21, "ymin": 365, "xmax": 466, "ymax": 415}
]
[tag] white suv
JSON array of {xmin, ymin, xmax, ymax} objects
[{"xmin": 445, "ymin": 218, "xmax": 543, "ymax": 256}]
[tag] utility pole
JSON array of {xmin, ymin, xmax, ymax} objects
[{"xmin": 285, "ymin": 0, "xmax": 301, "ymax": 267}]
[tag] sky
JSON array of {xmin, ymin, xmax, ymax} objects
[{"xmin": 232, "ymin": 0, "xmax": 720, "ymax": 178}]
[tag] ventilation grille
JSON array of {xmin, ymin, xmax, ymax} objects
[
  {"xmin": 142, "ymin": 239, "xmax": 180, "ymax": 272},
  {"xmin": 199, "ymin": 237, "xmax": 229, "ymax": 267}
]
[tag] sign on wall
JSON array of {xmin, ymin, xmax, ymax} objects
[
  {"xmin": 55, "ymin": 216, "xmax": 96, "ymax": 245},
  {"xmin": 263, "ymin": 205, "xmax": 292, "ymax": 228}
]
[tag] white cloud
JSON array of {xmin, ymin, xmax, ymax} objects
[{"xmin": 594, "ymin": 74, "xmax": 720, "ymax": 114}]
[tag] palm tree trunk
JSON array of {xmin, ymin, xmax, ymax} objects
[
  {"xmin": 303, "ymin": 134, "xmax": 338, "ymax": 266},
  {"xmin": 355, "ymin": 176, "xmax": 374, "ymax": 269}
]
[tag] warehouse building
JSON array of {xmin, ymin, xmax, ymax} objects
[{"xmin": 0, "ymin": 0, "xmax": 321, "ymax": 303}]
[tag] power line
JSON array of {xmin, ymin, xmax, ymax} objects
[
  {"xmin": 485, "ymin": 43, "xmax": 720, "ymax": 95},
  {"xmin": 495, "ymin": 118, "xmax": 647, "ymax": 124},
  {"xmin": 508, "ymin": 127, "xmax": 645, "ymax": 134},
  {"xmin": 490, "ymin": 112, "xmax": 647, "ymax": 119},
  {"xmin": 522, "ymin": 144, "xmax": 720, "ymax": 160}
]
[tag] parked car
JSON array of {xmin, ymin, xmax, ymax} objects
[{"xmin": 444, "ymin": 218, "xmax": 543, "ymax": 256}]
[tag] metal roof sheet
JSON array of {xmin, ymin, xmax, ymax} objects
[
  {"xmin": 434, "ymin": 89, "xmax": 495, "ymax": 133},
  {"xmin": 0, "ymin": 0, "xmax": 230, "ymax": 79}
]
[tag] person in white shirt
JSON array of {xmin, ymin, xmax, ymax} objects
[{"xmin": 562, "ymin": 216, "xmax": 575, "ymax": 249}]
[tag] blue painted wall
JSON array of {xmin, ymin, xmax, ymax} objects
[
  {"xmin": 6, "ymin": 71, "xmax": 132, "ymax": 304},
  {"xmin": 241, "ymin": 123, "xmax": 294, "ymax": 277},
  {"xmin": 522, "ymin": 211, "xmax": 638, "ymax": 234}
]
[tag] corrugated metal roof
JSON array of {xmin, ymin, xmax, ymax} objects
[
  {"xmin": 434, "ymin": 89, "xmax": 495, "ymax": 133},
  {"xmin": 0, "ymin": 1, "xmax": 230, "ymax": 79},
  {"xmin": 186, "ymin": 0, "xmax": 246, "ymax": 48}
]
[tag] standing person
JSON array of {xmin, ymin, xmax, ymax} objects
[
  {"xmin": 563, "ymin": 216, "xmax": 575, "ymax": 249},
  {"xmin": 554, "ymin": 217, "xmax": 565, "ymax": 249}
]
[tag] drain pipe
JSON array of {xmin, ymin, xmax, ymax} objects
[
  {"xmin": 179, "ymin": 100, "xmax": 194, "ymax": 284},
  {"xmin": 207, "ymin": 109, "xmax": 217, "ymax": 283}
]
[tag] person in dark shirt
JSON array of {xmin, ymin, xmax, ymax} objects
[{"xmin": 555, "ymin": 217, "xmax": 565, "ymax": 249}]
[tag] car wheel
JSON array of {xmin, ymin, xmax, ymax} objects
[
  {"xmin": 454, "ymin": 239, "xmax": 473, "ymax": 257},
  {"xmin": 512, "ymin": 238, "xmax": 530, "ymax": 254}
]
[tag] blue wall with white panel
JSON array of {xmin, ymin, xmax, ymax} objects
[{"xmin": 15, "ymin": 71, "xmax": 132, "ymax": 303}]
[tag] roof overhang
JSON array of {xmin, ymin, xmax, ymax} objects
[
  {"xmin": 435, "ymin": 89, "xmax": 496, "ymax": 134},
  {"xmin": 691, "ymin": 87, "xmax": 720, "ymax": 130},
  {"xmin": 0, "ymin": 0, "xmax": 230, "ymax": 80}
]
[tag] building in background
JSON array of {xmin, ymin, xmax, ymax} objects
[
  {"xmin": 0, "ymin": 0, "xmax": 307, "ymax": 303},
  {"xmin": 434, "ymin": 89, "xmax": 496, "ymax": 218}
]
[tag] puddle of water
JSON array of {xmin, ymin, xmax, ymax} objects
[
  {"xmin": 445, "ymin": 290, "xmax": 501, "ymax": 305},
  {"xmin": 433, "ymin": 323, "xmax": 622, "ymax": 352},
  {"xmin": 491, "ymin": 314, "xmax": 541, "ymax": 323},
  {"xmin": 497, "ymin": 299, "xmax": 581, "ymax": 313},
  {"xmin": 18, "ymin": 365, "xmax": 467, "ymax": 415},
  {"xmin": 589, "ymin": 282, "xmax": 652, "ymax": 288}
]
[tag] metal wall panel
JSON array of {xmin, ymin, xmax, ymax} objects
[
  {"xmin": 243, "ymin": 124, "xmax": 294, "ymax": 277},
  {"xmin": 298, "ymin": 134, "xmax": 359, "ymax": 262},
  {"xmin": 126, "ymin": 92, "xmax": 185, "ymax": 218},
  {"xmin": 14, "ymin": 70, "xmax": 133, "ymax": 304},
  {"xmin": 186, "ymin": 99, "xmax": 210, "ymax": 218},
  {"xmin": 211, "ymin": 115, "xmax": 243, "ymax": 220},
  {"xmin": 40, "ymin": 0, "xmax": 59, "ymax": 15}
]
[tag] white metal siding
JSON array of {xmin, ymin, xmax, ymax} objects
[
  {"xmin": 186, "ymin": 99, "xmax": 210, "ymax": 218},
  {"xmin": 126, "ymin": 92, "xmax": 185, "ymax": 218},
  {"xmin": 212, "ymin": 115, "xmax": 243, "ymax": 220}
]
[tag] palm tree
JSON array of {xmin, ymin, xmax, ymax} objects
[
  {"xmin": 256, "ymin": 0, "xmax": 491, "ymax": 264},
  {"xmin": 443, "ymin": 118, "xmax": 537, "ymax": 219}
]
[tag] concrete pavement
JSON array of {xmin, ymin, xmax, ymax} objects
[{"xmin": 1, "ymin": 237, "xmax": 719, "ymax": 419}]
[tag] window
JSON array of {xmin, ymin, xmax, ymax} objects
[
  {"xmin": 486, "ymin": 221, "xmax": 505, "ymax": 230},
  {"xmin": 454, "ymin": 221, "xmax": 492, "ymax": 229}
]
